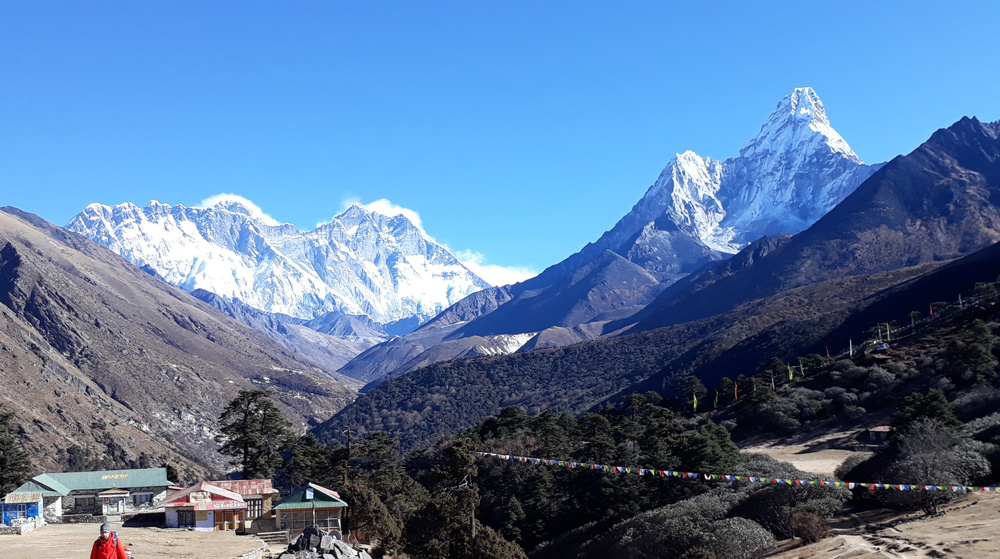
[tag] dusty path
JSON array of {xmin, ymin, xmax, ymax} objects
[
  {"xmin": 765, "ymin": 492, "xmax": 1000, "ymax": 558},
  {"xmin": 742, "ymin": 430, "xmax": 866, "ymax": 477},
  {"xmin": 0, "ymin": 523, "xmax": 264, "ymax": 559}
]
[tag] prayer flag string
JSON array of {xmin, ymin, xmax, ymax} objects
[{"xmin": 476, "ymin": 452, "xmax": 998, "ymax": 493}]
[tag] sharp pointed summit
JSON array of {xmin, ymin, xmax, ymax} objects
[
  {"xmin": 577, "ymin": 87, "xmax": 881, "ymax": 274},
  {"xmin": 403, "ymin": 88, "xmax": 885, "ymax": 348},
  {"xmin": 741, "ymin": 87, "xmax": 860, "ymax": 163}
]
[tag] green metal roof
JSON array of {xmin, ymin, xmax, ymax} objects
[
  {"xmin": 9, "ymin": 475, "xmax": 72, "ymax": 497},
  {"xmin": 44, "ymin": 468, "xmax": 169, "ymax": 491},
  {"xmin": 273, "ymin": 483, "xmax": 348, "ymax": 510}
]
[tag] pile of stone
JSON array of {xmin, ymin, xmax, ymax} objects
[{"xmin": 276, "ymin": 527, "xmax": 373, "ymax": 559}]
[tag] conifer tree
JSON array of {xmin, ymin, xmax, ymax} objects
[
  {"xmin": 0, "ymin": 408, "xmax": 33, "ymax": 496},
  {"xmin": 215, "ymin": 390, "xmax": 294, "ymax": 479}
]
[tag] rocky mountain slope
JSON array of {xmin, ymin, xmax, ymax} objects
[
  {"xmin": 341, "ymin": 87, "xmax": 882, "ymax": 384},
  {"xmin": 630, "ymin": 116, "xmax": 1000, "ymax": 332},
  {"xmin": 0, "ymin": 207, "xmax": 356, "ymax": 478},
  {"xmin": 316, "ymin": 116, "xmax": 1000, "ymax": 450}
]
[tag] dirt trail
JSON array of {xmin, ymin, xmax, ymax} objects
[
  {"xmin": 742, "ymin": 430, "xmax": 867, "ymax": 477},
  {"xmin": 0, "ymin": 523, "xmax": 264, "ymax": 559},
  {"xmin": 766, "ymin": 491, "xmax": 1000, "ymax": 558}
]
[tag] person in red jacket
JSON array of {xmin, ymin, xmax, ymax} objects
[{"xmin": 90, "ymin": 523, "xmax": 129, "ymax": 559}]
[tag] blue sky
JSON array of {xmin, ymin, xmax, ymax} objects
[{"xmin": 2, "ymin": 2, "xmax": 998, "ymax": 284}]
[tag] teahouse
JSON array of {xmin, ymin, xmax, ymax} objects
[
  {"xmin": 273, "ymin": 483, "xmax": 348, "ymax": 539},
  {"xmin": 1, "ymin": 467, "xmax": 171, "ymax": 524},
  {"xmin": 163, "ymin": 482, "xmax": 247, "ymax": 531},
  {"xmin": 208, "ymin": 479, "xmax": 280, "ymax": 532}
]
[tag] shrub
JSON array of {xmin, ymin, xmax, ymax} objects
[
  {"xmin": 790, "ymin": 511, "xmax": 831, "ymax": 543},
  {"xmin": 862, "ymin": 367, "xmax": 898, "ymax": 391},
  {"xmin": 834, "ymin": 452, "xmax": 872, "ymax": 481},
  {"xmin": 952, "ymin": 387, "xmax": 1000, "ymax": 421},
  {"xmin": 706, "ymin": 517, "xmax": 775, "ymax": 559},
  {"xmin": 680, "ymin": 548, "xmax": 717, "ymax": 559}
]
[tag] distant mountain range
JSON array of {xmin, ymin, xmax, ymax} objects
[
  {"xmin": 64, "ymin": 88, "xmax": 886, "ymax": 386},
  {"xmin": 341, "ymin": 87, "xmax": 885, "ymax": 384},
  {"xmin": 5, "ymin": 89, "xmax": 999, "ymax": 472},
  {"xmin": 316, "ymin": 115, "xmax": 1000, "ymax": 450}
]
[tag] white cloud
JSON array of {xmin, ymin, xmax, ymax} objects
[
  {"xmin": 197, "ymin": 193, "xmax": 282, "ymax": 226},
  {"xmin": 318, "ymin": 196, "xmax": 427, "ymax": 233},
  {"xmin": 456, "ymin": 249, "xmax": 537, "ymax": 287}
]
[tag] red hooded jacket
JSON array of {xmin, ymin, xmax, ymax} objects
[{"xmin": 91, "ymin": 532, "xmax": 129, "ymax": 559}]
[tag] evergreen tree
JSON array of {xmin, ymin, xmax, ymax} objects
[
  {"xmin": 405, "ymin": 439, "xmax": 487, "ymax": 559},
  {"xmin": 354, "ymin": 431, "xmax": 428, "ymax": 524},
  {"xmin": 215, "ymin": 390, "xmax": 294, "ymax": 479},
  {"xmin": 340, "ymin": 480, "xmax": 403, "ymax": 555},
  {"xmin": 281, "ymin": 433, "xmax": 336, "ymax": 490},
  {"xmin": 893, "ymin": 389, "xmax": 961, "ymax": 430},
  {"xmin": 160, "ymin": 463, "xmax": 181, "ymax": 485},
  {"xmin": 0, "ymin": 408, "xmax": 32, "ymax": 496}
]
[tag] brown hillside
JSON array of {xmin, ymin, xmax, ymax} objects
[{"xmin": 0, "ymin": 208, "xmax": 356, "ymax": 480}]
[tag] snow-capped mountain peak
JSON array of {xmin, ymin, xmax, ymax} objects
[
  {"xmin": 67, "ymin": 199, "xmax": 491, "ymax": 327},
  {"xmin": 741, "ymin": 87, "xmax": 860, "ymax": 163},
  {"xmin": 583, "ymin": 87, "xmax": 882, "ymax": 276}
]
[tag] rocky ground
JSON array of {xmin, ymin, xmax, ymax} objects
[{"xmin": 0, "ymin": 523, "xmax": 264, "ymax": 559}]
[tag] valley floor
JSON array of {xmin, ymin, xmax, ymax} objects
[{"xmin": 0, "ymin": 523, "xmax": 264, "ymax": 559}]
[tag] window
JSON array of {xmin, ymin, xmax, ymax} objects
[
  {"xmin": 75, "ymin": 496, "xmax": 95, "ymax": 511},
  {"xmin": 15, "ymin": 504, "xmax": 27, "ymax": 519},
  {"xmin": 279, "ymin": 510, "xmax": 341, "ymax": 531},
  {"xmin": 246, "ymin": 498, "xmax": 263, "ymax": 519},
  {"xmin": 133, "ymin": 493, "xmax": 153, "ymax": 506},
  {"xmin": 177, "ymin": 510, "xmax": 196, "ymax": 527},
  {"xmin": 315, "ymin": 509, "xmax": 341, "ymax": 531}
]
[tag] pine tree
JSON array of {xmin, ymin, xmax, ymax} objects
[
  {"xmin": 0, "ymin": 408, "xmax": 33, "ymax": 496},
  {"xmin": 215, "ymin": 390, "xmax": 294, "ymax": 479},
  {"xmin": 893, "ymin": 389, "xmax": 961, "ymax": 431}
]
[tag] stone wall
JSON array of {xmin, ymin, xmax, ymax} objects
[{"xmin": 0, "ymin": 519, "xmax": 38, "ymax": 535}]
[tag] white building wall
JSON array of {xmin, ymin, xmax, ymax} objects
[
  {"xmin": 41, "ymin": 497, "xmax": 61, "ymax": 524},
  {"xmin": 194, "ymin": 510, "xmax": 216, "ymax": 532}
]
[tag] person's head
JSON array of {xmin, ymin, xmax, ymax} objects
[{"xmin": 100, "ymin": 523, "xmax": 112, "ymax": 539}]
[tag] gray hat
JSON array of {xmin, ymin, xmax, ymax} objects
[{"xmin": 100, "ymin": 523, "xmax": 111, "ymax": 533}]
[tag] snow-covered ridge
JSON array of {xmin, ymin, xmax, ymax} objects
[
  {"xmin": 66, "ymin": 200, "xmax": 491, "ymax": 326},
  {"xmin": 593, "ymin": 87, "xmax": 881, "ymax": 267}
]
